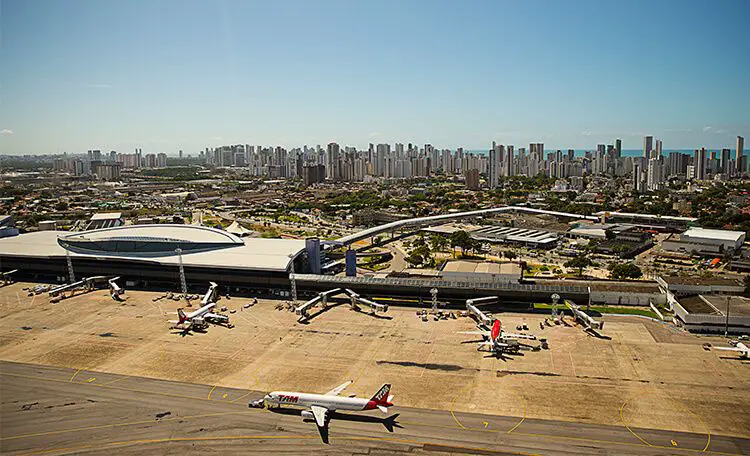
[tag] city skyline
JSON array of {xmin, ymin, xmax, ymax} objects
[{"xmin": 1, "ymin": 0, "xmax": 749, "ymax": 155}]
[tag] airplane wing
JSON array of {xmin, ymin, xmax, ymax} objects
[
  {"xmin": 503, "ymin": 332, "xmax": 536, "ymax": 340},
  {"xmin": 325, "ymin": 380, "xmax": 352, "ymax": 396},
  {"xmin": 310, "ymin": 405, "xmax": 328, "ymax": 428},
  {"xmin": 203, "ymin": 312, "xmax": 224, "ymax": 319},
  {"xmin": 714, "ymin": 346, "xmax": 742, "ymax": 352},
  {"xmin": 458, "ymin": 331, "xmax": 489, "ymax": 336}
]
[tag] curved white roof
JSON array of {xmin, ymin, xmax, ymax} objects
[{"xmin": 59, "ymin": 224, "xmax": 244, "ymax": 245}]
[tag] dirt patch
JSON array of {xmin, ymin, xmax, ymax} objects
[{"xmin": 35, "ymin": 342, "xmax": 128, "ymax": 369}]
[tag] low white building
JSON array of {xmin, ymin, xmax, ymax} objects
[{"xmin": 662, "ymin": 228, "xmax": 745, "ymax": 256}]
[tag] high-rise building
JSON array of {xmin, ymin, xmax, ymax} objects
[
  {"xmin": 721, "ymin": 148, "xmax": 731, "ymax": 176},
  {"xmin": 465, "ymin": 168, "xmax": 480, "ymax": 190},
  {"xmin": 614, "ymin": 139, "xmax": 622, "ymax": 159},
  {"xmin": 694, "ymin": 148, "xmax": 706, "ymax": 180},
  {"xmin": 737, "ymin": 136, "xmax": 745, "ymax": 174},
  {"xmin": 655, "ymin": 139, "xmax": 662, "ymax": 159},
  {"xmin": 643, "ymin": 136, "xmax": 653, "ymax": 159},
  {"xmin": 489, "ymin": 143, "xmax": 503, "ymax": 188}
]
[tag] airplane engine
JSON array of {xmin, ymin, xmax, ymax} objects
[{"xmin": 301, "ymin": 410, "xmax": 314, "ymax": 419}]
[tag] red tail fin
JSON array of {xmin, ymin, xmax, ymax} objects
[
  {"xmin": 491, "ymin": 320, "xmax": 501, "ymax": 341},
  {"xmin": 178, "ymin": 308, "xmax": 187, "ymax": 324},
  {"xmin": 370, "ymin": 384, "xmax": 391, "ymax": 405}
]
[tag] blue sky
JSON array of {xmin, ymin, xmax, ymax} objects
[{"xmin": 1, "ymin": 0, "xmax": 748, "ymax": 155}]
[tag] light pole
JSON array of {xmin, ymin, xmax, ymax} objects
[
  {"xmin": 176, "ymin": 248, "xmax": 188, "ymax": 303},
  {"xmin": 725, "ymin": 295, "xmax": 730, "ymax": 338}
]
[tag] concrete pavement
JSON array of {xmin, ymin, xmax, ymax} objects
[{"xmin": 2, "ymin": 361, "xmax": 748, "ymax": 455}]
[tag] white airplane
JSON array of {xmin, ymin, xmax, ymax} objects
[
  {"xmin": 169, "ymin": 302, "xmax": 228, "ymax": 332},
  {"xmin": 715, "ymin": 340, "xmax": 749, "ymax": 359},
  {"xmin": 251, "ymin": 381, "xmax": 394, "ymax": 432}
]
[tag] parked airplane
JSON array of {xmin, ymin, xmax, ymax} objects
[
  {"xmin": 715, "ymin": 340, "xmax": 749, "ymax": 359},
  {"xmin": 250, "ymin": 381, "xmax": 394, "ymax": 433},
  {"xmin": 461, "ymin": 320, "xmax": 535, "ymax": 356},
  {"xmin": 169, "ymin": 302, "xmax": 229, "ymax": 333}
]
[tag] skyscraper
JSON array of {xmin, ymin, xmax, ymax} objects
[
  {"xmin": 614, "ymin": 139, "xmax": 622, "ymax": 159},
  {"xmin": 694, "ymin": 148, "xmax": 706, "ymax": 180},
  {"xmin": 643, "ymin": 136, "xmax": 653, "ymax": 159},
  {"xmin": 737, "ymin": 136, "xmax": 745, "ymax": 174},
  {"xmin": 655, "ymin": 139, "xmax": 662, "ymax": 159}
]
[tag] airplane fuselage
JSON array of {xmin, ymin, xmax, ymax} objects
[{"xmin": 266, "ymin": 391, "xmax": 378, "ymax": 412}]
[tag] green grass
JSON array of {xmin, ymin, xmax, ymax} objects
[
  {"xmin": 360, "ymin": 263, "xmax": 390, "ymax": 272},
  {"xmin": 533, "ymin": 303, "xmax": 658, "ymax": 319}
]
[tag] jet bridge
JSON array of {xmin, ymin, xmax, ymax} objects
[
  {"xmin": 0, "ymin": 269, "xmax": 18, "ymax": 287},
  {"xmin": 465, "ymin": 296, "xmax": 498, "ymax": 329},
  {"xmin": 49, "ymin": 276, "xmax": 112, "ymax": 298},
  {"xmin": 108, "ymin": 277, "xmax": 125, "ymax": 301},
  {"xmin": 200, "ymin": 281, "xmax": 219, "ymax": 306},
  {"xmin": 345, "ymin": 289, "xmax": 388, "ymax": 314},
  {"xmin": 295, "ymin": 288, "xmax": 388, "ymax": 323},
  {"xmin": 565, "ymin": 300, "xmax": 603, "ymax": 331}
]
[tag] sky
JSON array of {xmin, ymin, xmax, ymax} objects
[{"xmin": 1, "ymin": 0, "xmax": 749, "ymax": 155}]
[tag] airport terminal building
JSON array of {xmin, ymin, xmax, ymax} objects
[{"xmin": 0, "ymin": 225, "xmax": 310, "ymax": 295}]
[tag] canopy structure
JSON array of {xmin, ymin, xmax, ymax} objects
[{"xmin": 225, "ymin": 220, "xmax": 254, "ymax": 237}]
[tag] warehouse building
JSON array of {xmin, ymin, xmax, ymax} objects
[{"xmin": 662, "ymin": 227, "xmax": 745, "ymax": 256}]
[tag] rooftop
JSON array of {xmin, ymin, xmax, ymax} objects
[
  {"xmin": 679, "ymin": 295, "xmax": 750, "ymax": 317},
  {"xmin": 0, "ymin": 226, "xmax": 305, "ymax": 272},
  {"xmin": 682, "ymin": 228, "xmax": 746, "ymax": 242}
]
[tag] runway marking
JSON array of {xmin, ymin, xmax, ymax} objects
[
  {"xmin": 86, "ymin": 377, "xmax": 96, "ymax": 383},
  {"xmin": 449, "ymin": 384, "xmax": 468, "ymax": 429},
  {"xmin": 207, "ymin": 385, "xmax": 217, "ymax": 400},
  {"xmin": 619, "ymin": 399, "xmax": 652, "ymax": 447},
  {"xmin": 69, "ymin": 368, "xmax": 83, "ymax": 383},
  {"xmin": 506, "ymin": 387, "xmax": 526, "ymax": 434},
  {"xmin": 671, "ymin": 396, "xmax": 712, "ymax": 452},
  {"xmin": 222, "ymin": 393, "xmax": 228, "ymax": 399}
]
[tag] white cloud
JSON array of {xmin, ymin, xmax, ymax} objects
[
  {"xmin": 581, "ymin": 130, "xmax": 593, "ymax": 137},
  {"xmin": 703, "ymin": 126, "xmax": 712, "ymax": 132},
  {"xmin": 0, "ymin": 129, "xmax": 13, "ymax": 136},
  {"xmin": 368, "ymin": 132, "xmax": 380, "ymax": 139}
]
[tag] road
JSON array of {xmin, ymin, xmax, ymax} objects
[{"xmin": 2, "ymin": 361, "xmax": 748, "ymax": 455}]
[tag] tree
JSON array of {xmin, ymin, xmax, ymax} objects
[
  {"xmin": 564, "ymin": 255, "xmax": 593, "ymax": 276},
  {"xmin": 503, "ymin": 250, "xmax": 517, "ymax": 260},
  {"xmin": 609, "ymin": 262, "xmax": 643, "ymax": 279},
  {"xmin": 449, "ymin": 230, "xmax": 473, "ymax": 256},
  {"xmin": 430, "ymin": 234, "xmax": 448, "ymax": 252}
]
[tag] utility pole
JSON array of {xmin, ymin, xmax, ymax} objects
[{"xmin": 725, "ymin": 295, "xmax": 730, "ymax": 337}]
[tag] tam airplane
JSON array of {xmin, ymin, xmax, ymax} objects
[
  {"xmin": 461, "ymin": 320, "xmax": 535, "ymax": 356},
  {"xmin": 715, "ymin": 340, "xmax": 749, "ymax": 359},
  {"xmin": 250, "ymin": 381, "xmax": 394, "ymax": 431}
]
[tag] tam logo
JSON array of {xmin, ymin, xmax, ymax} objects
[{"xmin": 278, "ymin": 395, "xmax": 298, "ymax": 403}]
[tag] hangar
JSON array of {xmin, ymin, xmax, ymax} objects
[{"xmin": 0, "ymin": 224, "xmax": 308, "ymax": 293}]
